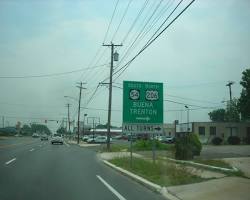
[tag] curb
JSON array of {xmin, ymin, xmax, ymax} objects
[
  {"xmin": 102, "ymin": 160, "xmax": 180, "ymax": 200},
  {"xmin": 163, "ymin": 157, "xmax": 238, "ymax": 172}
]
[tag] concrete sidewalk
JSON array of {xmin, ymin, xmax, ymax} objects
[
  {"xmin": 167, "ymin": 177, "xmax": 250, "ymax": 200},
  {"xmin": 223, "ymin": 157, "xmax": 250, "ymax": 178}
]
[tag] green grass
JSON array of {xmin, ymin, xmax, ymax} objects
[
  {"xmin": 110, "ymin": 157, "xmax": 206, "ymax": 186},
  {"xmin": 132, "ymin": 140, "xmax": 174, "ymax": 151},
  {"xmin": 194, "ymin": 159, "xmax": 233, "ymax": 169},
  {"xmin": 100, "ymin": 144, "xmax": 128, "ymax": 152}
]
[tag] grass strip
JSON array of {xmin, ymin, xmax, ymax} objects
[{"xmin": 110, "ymin": 157, "xmax": 206, "ymax": 186}]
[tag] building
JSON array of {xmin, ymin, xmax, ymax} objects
[{"xmin": 176, "ymin": 121, "xmax": 250, "ymax": 143}]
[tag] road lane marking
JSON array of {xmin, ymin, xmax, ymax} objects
[
  {"xmin": 96, "ymin": 175, "xmax": 126, "ymax": 200},
  {"xmin": 5, "ymin": 158, "xmax": 16, "ymax": 165},
  {"xmin": 30, "ymin": 148, "xmax": 34, "ymax": 152}
]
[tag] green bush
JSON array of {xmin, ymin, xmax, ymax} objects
[
  {"xmin": 243, "ymin": 136, "xmax": 250, "ymax": 144},
  {"xmin": 227, "ymin": 136, "xmax": 241, "ymax": 145},
  {"xmin": 175, "ymin": 133, "xmax": 202, "ymax": 160},
  {"xmin": 212, "ymin": 137, "xmax": 223, "ymax": 145},
  {"xmin": 133, "ymin": 139, "xmax": 169, "ymax": 151},
  {"xmin": 189, "ymin": 133, "xmax": 202, "ymax": 156}
]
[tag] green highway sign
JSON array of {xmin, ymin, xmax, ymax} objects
[{"xmin": 123, "ymin": 81, "xmax": 163, "ymax": 133}]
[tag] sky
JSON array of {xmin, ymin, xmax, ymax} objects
[{"xmin": 0, "ymin": 0, "xmax": 249, "ymax": 132}]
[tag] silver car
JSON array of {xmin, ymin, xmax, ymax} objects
[{"xmin": 51, "ymin": 134, "xmax": 63, "ymax": 145}]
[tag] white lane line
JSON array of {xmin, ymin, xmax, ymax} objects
[
  {"xmin": 29, "ymin": 148, "xmax": 34, "ymax": 152},
  {"xmin": 96, "ymin": 175, "xmax": 126, "ymax": 200},
  {"xmin": 5, "ymin": 158, "xmax": 16, "ymax": 165}
]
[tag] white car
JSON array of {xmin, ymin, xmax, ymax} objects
[
  {"xmin": 82, "ymin": 135, "xmax": 89, "ymax": 142},
  {"xmin": 94, "ymin": 136, "xmax": 112, "ymax": 143},
  {"xmin": 51, "ymin": 134, "xmax": 63, "ymax": 145}
]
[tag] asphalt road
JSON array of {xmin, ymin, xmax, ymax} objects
[{"xmin": 0, "ymin": 137, "xmax": 166, "ymax": 200}]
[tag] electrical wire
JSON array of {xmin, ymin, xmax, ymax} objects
[
  {"xmin": 111, "ymin": 0, "xmax": 133, "ymax": 42},
  {"xmin": 0, "ymin": 64, "xmax": 108, "ymax": 79},
  {"xmin": 103, "ymin": 0, "xmax": 120, "ymax": 44},
  {"xmin": 114, "ymin": 0, "xmax": 196, "ymax": 80}
]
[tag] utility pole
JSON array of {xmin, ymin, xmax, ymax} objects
[
  {"xmin": 76, "ymin": 82, "xmax": 86, "ymax": 144},
  {"xmin": 226, "ymin": 81, "xmax": 234, "ymax": 136},
  {"xmin": 103, "ymin": 42, "xmax": 122, "ymax": 150},
  {"xmin": 66, "ymin": 103, "xmax": 71, "ymax": 132},
  {"xmin": 226, "ymin": 81, "xmax": 234, "ymax": 102}
]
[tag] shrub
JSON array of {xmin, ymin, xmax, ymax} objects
[
  {"xmin": 133, "ymin": 139, "xmax": 169, "ymax": 151},
  {"xmin": 227, "ymin": 136, "xmax": 241, "ymax": 145},
  {"xmin": 175, "ymin": 133, "xmax": 202, "ymax": 160},
  {"xmin": 243, "ymin": 137, "xmax": 250, "ymax": 144},
  {"xmin": 212, "ymin": 137, "xmax": 223, "ymax": 145},
  {"xmin": 189, "ymin": 133, "xmax": 202, "ymax": 156}
]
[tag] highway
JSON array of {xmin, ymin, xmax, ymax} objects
[{"xmin": 0, "ymin": 137, "xmax": 166, "ymax": 200}]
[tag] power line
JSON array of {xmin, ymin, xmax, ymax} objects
[
  {"xmin": 111, "ymin": 0, "xmax": 133, "ymax": 42},
  {"xmin": 0, "ymin": 64, "xmax": 107, "ymax": 79},
  {"xmin": 164, "ymin": 99, "xmax": 210, "ymax": 108},
  {"xmin": 116, "ymin": 0, "xmax": 165, "ymax": 70},
  {"xmin": 103, "ymin": 0, "xmax": 120, "ymax": 44},
  {"xmin": 114, "ymin": 0, "xmax": 196, "ymax": 80},
  {"xmin": 121, "ymin": 0, "xmax": 150, "ymax": 44}
]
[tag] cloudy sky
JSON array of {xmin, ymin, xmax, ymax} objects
[{"xmin": 0, "ymin": 0, "xmax": 249, "ymax": 132}]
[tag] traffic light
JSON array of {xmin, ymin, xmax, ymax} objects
[{"xmin": 45, "ymin": 120, "xmax": 47, "ymax": 123}]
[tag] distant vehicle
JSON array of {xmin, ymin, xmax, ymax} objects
[
  {"xmin": 165, "ymin": 136, "xmax": 175, "ymax": 143},
  {"xmin": 82, "ymin": 135, "xmax": 89, "ymax": 142},
  {"xmin": 95, "ymin": 136, "xmax": 112, "ymax": 143},
  {"xmin": 95, "ymin": 136, "xmax": 107, "ymax": 143},
  {"xmin": 32, "ymin": 133, "xmax": 39, "ymax": 138},
  {"xmin": 159, "ymin": 136, "xmax": 175, "ymax": 143},
  {"xmin": 86, "ymin": 135, "xmax": 98, "ymax": 143},
  {"xmin": 51, "ymin": 134, "xmax": 63, "ymax": 145},
  {"xmin": 41, "ymin": 134, "xmax": 48, "ymax": 141}
]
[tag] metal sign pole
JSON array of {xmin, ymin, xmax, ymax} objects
[
  {"xmin": 152, "ymin": 133, "xmax": 156, "ymax": 164},
  {"xmin": 130, "ymin": 133, "xmax": 133, "ymax": 168}
]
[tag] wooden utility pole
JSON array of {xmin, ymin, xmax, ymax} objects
[
  {"xmin": 102, "ymin": 43, "xmax": 122, "ymax": 150},
  {"xmin": 76, "ymin": 82, "xmax": 86, "ymax": 144},
  {"xmin": 66, "ymin": 103, "xmax": 71, "ymax": 132}
]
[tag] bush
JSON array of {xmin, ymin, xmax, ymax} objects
[
  {"xmin": 227, "ymin": 136, "xmax": 241, "ymax": 145},
  {"xmin": 189, "ymin": 133, "xmax": 202, "ymax": 156},
  {"xmin": 175, "ymin": 133, "xmax": 202, "ymax": 160},
  {"xmin": 243, "ymin": 137, "xmax": 250, "ymax": 144},
  {"xmin": 133, "ymin": 139, "xmax": 169, "ymax": 151},
  {"xmin": 212, "ymin": 137, "xmax": 223, "ymax": 145}
]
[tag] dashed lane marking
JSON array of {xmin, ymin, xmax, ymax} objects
[
  {"xmin": 96, "ymin": 175, "xmax": 127, "ymax": 200},
  {"xmin": 5, "ymin": 158, "xmax": 16, "ymax": 165}
]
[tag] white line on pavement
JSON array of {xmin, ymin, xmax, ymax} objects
[
  {"xmin": 29, "ymin": 148, "xmax": 34, "ymax": 152},
  {"xmin": 5, "ymin": 158, "xmax": 16, "ymax": 165},
  {"xmin": 96, "ymin": 175, "xmax": 127, "ymax": 200}
]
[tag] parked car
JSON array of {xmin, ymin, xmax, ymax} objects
[
  {"xmin": 51, "ymin": 134, "xmax": 63, "ymax": 145},
  {"xmin": 160, "ymin": 136, "xmax": 175, "ymax": 143},
  {"xmin": 86, "ymin": 135, "xmax": 97, "ymax": 143},
  {"xmin": 41, "ymin": 134, "xmax": 48, "ymax": 141},
  {"xmin": 95, "ymin": 136, "xmax": 107, "ymax": 143},
  {"xmin": 82, "ymin": 135, "xmax": 89, "ymax": 142}
]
